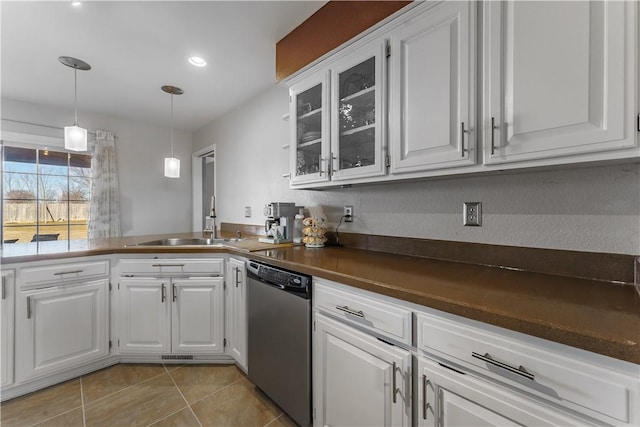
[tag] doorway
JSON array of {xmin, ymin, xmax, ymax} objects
[{"xmin": 192, "ymin": 144, "xmax": 216, "ymax": 232}]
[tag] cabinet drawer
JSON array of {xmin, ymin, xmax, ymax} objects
[
  {"xmin": 21, "ymin": 260, "xmax": 109, "ymax": 288},
  {"xmin": 417, "ymin": 312, "xmax": 633, "ymax": 424},
  {"xmin": 119, "ymin": 258, "xmax": 223, "ymax": 276},
  {"xmin": 314, "ymin": 279, "xmax": 411, "ymax": 345}
]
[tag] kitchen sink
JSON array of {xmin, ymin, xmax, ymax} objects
[{"xmin": 128, "ymin": 237, "xmax": 241, "ymax": 247}]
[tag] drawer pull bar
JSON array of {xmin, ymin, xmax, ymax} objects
[
  {"xmin": 161, "ymin": 284, "xmax": 166, "ymax": 303},
  {"xmin": 234, "ymin": 267, "xmax": 241, "ymax": 287},
  {"xmin": 1, "ymin": 275, "xmax": 6, "ymax": 300},
  {"xmin": 27, "ymin": 296, "xmax": 32, "ymax": 319},
  {"xmin": 152, "ymin": 264, "xmax": 185, "ymax": 268},
  {"xmin": 335, "ymin": 305, "xmax": 364, "ymax": 318},
  {"xmin": 422, "ymin": 374, "xmax": 431, "ymax": 420},
  {"xmin": 392, "ymin": 362, "xmax": 397, "ymax": 404},
  {"xmin": 172, "ymin": 284, "xmax": 177, "ymax": 302},
  {"xmin": 53, "ymin": 269, "xmax": 84, "ymax": 275},
  {"xmin": 472, "ymin": 352, "xmax": 534, "ymax": 380}
]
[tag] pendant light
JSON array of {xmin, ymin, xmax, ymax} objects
[
  {"xmin": 162, "ymin": 85, "xmax": 183, "ymax": 178},
  {"xmin": 59, "ymin": 56, "xmax": 91, "ymax": 152}
]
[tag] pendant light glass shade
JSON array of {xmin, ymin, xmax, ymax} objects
[
  {"xmin": 64, "ymin": 125, "xmax": 88, "ymax": 151},
  {"xmin": 161, "ymin": 85, "xmax": 184, "ymax": 178},
  {"xmin": 59, "ymin": 56, "xmax": 91, "ymax": 152},
  {"xmin": 164, "ymin": 157, "xmax": 180, "ymax": 178}
]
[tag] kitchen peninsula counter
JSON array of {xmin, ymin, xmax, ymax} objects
[{"xmin": 2, "ymin": 233, "xmax": 638, "ymax": 365}]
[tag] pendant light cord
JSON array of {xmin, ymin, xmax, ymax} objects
[
  {"xmin": 170, "ymin": 93, "xmax": 174, "ymax": 157},
  {"xmin": 73, "ymin": 68, "xmax": 78, "ymax": 126}
]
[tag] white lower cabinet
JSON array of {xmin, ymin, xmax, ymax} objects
[
  {"xmin": 313, "ymin": 312, "xmax": 411, "ymax": 427},
  {"xmin": 225, "ymin": 257, "xmax": 247, "ymax": 370},
  {"xmin": 1, "ymin": 270, "xmax": 15, "ymax": 387},
  {"xmin": 119, "ymin": 276, "xmax": 224, "ymax": 355},
  {"xmin": 417, "ymin": 357, "xmax": 592, "ymax": 426},
  {"xmin": 16, "ymin": 279, "xmax": 108, "ymax": 381}
]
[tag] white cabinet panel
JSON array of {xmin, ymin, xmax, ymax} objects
[
  {"xmin": 390, "ymin": 1, "xmax": 476, "ymax": 173},
  {"xmin": 314, "ymin": 313, "xmax": 410, "ymax": 427},
  {"xmin": 119, "ymin": 278, "xmax": 170, "ymax": 354},
  {"xmin": 172, "ymin": 277, "xmax": 224, "ymax": 354},
  {"xmin": 17, "ymin": 279, "xmax": 108, "ymax": 381},
  {"xmin": 483, "ymin": 0, "xmax": 638, "ymax": 164},
  {"xmin": 225, "ymin": 257, "xmax": 247, "ymax": 370},
  {"xmin": 1, "ymin": 271, "xmax": 15, "ymax": 387}
]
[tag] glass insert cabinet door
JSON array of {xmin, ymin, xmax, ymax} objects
[
  {"xmin": 330, "ymin": 41, "xmax": 386, "ymax": 181},
  {"xmin": 289, "ymin": 72, "xmax": 330, "ymax": 185}
]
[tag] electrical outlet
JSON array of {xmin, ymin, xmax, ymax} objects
[
  {"xmin": 244, "ymin": 206, "xmax": 252, "ymax": 218},
  {"xmin": 463, "ymin": 202, "xmax": 482, "ymax": 226},
  {"xmin": 344, "ymin": 206, "xmax": 353, "ymax": 222}
]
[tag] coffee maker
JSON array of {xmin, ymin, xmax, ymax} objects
[{"xmin": 259, "ymin": 202, "xmax": 302, "ymax": 244}]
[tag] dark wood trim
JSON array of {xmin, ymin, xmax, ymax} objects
[{"xmin": 276, "ymin": 1, "xmax": 412, "ymax": 81}]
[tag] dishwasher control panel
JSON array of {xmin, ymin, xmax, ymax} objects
[{"xmin": 247, "ymin": 261, "xmax": 311, "ymax": 295}]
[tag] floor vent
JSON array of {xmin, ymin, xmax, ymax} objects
[{"xmin": 161, "ymin": 355, "xmax": 194, "ymax": 360}]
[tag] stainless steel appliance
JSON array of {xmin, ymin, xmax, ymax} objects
[
  {"xmin": 261, "ymin": 202, "xmax": 302, "ymax": 243},
  {"xmin": 247, "ymin": 261, "xmax": 311, "ymax": 427}
]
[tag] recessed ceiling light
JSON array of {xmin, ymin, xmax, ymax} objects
[
  {"xmin": 71, "ymin": 1, "xmax": 82, "ymax": 7},
  {"xmin": 188, "ymin": 56, "xmax": 207, "ymax": 67}
]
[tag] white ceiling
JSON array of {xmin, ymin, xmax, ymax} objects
[{"xmin": 1, "ymin": 1, "xmax": 325, "ymax": 132}]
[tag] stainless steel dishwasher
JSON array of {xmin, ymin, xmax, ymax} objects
[{"xmin": 247, "ymin": 260, "xmax": 311, "ymax": 427}]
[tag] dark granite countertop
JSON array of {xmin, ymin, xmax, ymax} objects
[{"xmin": 2, "ymin": 233, "xmax": 638, "ymax": 364}]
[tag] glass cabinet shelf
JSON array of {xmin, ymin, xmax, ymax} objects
[
  {"xmin": 298, "ymin": 139, "xmax": 322, "ymax": 148},
  {"xmin": 340, "ymin": 86, "xmax": 375, "ymax": 103},
  {"xmin": 340, "ymin": 123, "xmax": 375, "ymax": 138}
]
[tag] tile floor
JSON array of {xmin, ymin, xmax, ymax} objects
[{"xmin": 0, "ymin": 364, "xmax": 297, "ymax": 427}]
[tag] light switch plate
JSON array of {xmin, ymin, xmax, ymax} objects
[
  {"xmin": 463, "ymin": 202, "xmax": 481, "ymax": 226},
  {"xmin": 244, "ymin": 206, "xmax": 252, "ymax": 218}
]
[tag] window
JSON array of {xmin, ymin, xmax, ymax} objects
[{"xmin": 2, "ymin": 144, "xmax": 92, "ymax": 245}]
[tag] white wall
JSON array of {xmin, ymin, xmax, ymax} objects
[
  {"xmin": 2, "ymin": 98, "xmax": 193, "ymax": 236},
  {"xmin": 194, "ymin": 84, "xmax": 640, "ymax": 255}
]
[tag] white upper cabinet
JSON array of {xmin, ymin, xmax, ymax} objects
[
  {"xmin": 289, "ymin": 71, "xmax": 331, "ymax": 186},
  {"xmin": 483, "ymin": 0, "xmax": 639, "ymax": 165},
  {"xmin": 330, "ymin": 40, "xmax": 387, "ymax": 181},
  {"xmin": 389, "ymin": 1, "xmax": 477, "ymax": 173}
]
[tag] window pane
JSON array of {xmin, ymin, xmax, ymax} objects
[
  {"xmin": 2, "ymin": 223, "xmax": 36, "ymax": 244},
  {"xmin": 38, "ymin": 163, "xmax": 68, "ymax": 177},
  {"xmin": 70, "ymin": 201, "xmax": 89, "ymax": 222},
  {"xmin": 69, "ymin": 153, "xmax": 91, "ymax": 169},
  {"xmin": 3, "ymin": 199, "xmax": 36, "ymax": 226},
  {"xmin": 39, "ymin": 201, "xmax": 68, "ymax": 223},
  {"xmin": 69, "ymin": 224, "xmax": 88, "ymax": 240},
  {"xmin": 39, "ymin": 175, "xmax": 67, "ymax": 201},
  {"xmin": 68, "ymin": 177, "xmax": 91, "ymax": 201},
  {"xmin": 37, "ymin": 225, "xmax": 66, "ymax": 241},
  {"xmin": 3, "ymin": 146, "xmax": 37, "ymax": 173},
  {"xmin": 3, "ymin": 172, "xmax": 37, "ymax": 199}
]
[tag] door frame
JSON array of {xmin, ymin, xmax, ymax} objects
[{"xmin": 191, "ymin": 144, "xmax": 216, "ymax": 233}]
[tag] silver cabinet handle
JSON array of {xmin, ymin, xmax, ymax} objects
[
  {"xmin": 234, "ymin": 267, "xmax": 241, "ymax": 287},
  {"xmin": 27, "ymin": 296, "xmax": 32, "ymax": 319},
  {"xmin": 161, "ymin": 284, "xmax": 166, "ymax": 303},
  {"xmin": 282, "ymin": 173, "xmax": 291, "ymax": 179},
  {"xmin": 392, "ymin": 362, "xmax": 397, "ymax": 404},
  {"xmin": 53, "ymin": 269, "xmax": 84, "ymax": 276},
  {"xmin": 152, "ymin": 264, "xmax": 185, "ymax": 268},
  {"xmin": 490, "ymin": 117, "xmax": 497, "ymax": 155},
  {"xmin": 422, "ymin": 374, "xmax": 431, "ymax": 420},
  {"xmin": 472, "ymin": 352, "xmax": 535, "ymax": 380},
  {"xmin": 461, "ymin": 122, "xmax": 469, "ymax": 157},
  {"xmin": 335, "ymin": 305, "xmax": 364, "ymax": 318},
  {"xmin": 1, "ymin": 275, "xmax": 6, "ymax": 300},
  {"xmin": 172, "ymin": 283, "xmax": 177, "ymax": 302}
]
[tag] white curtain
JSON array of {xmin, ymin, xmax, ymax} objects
[{"xmin": 88, "ymin": 130, "xmax": 121, "ymax": 239}]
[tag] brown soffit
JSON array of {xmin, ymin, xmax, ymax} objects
[{"xmin": 276, "ymin": 1, "xmax": 412, "ymax": 82}]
